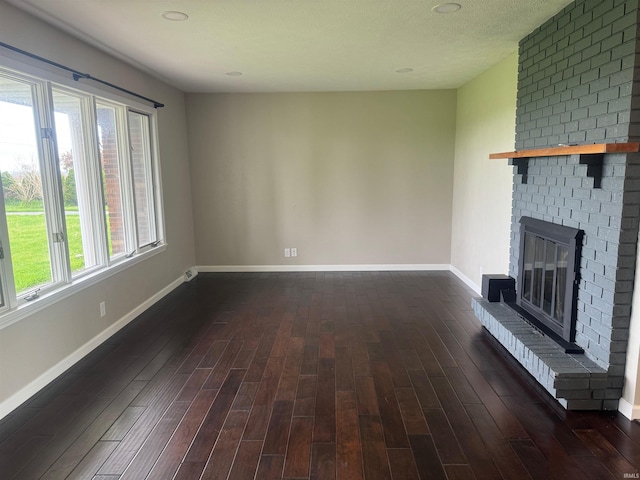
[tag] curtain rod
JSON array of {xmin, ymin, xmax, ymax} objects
[{"xmin": 0, "ymin": 41, "xmax": 164, "ymax": 109}]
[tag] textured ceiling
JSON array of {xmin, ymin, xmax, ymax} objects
[{"xmin": 5, "ymin": 0, "xmax": 574, "ymax": 93}]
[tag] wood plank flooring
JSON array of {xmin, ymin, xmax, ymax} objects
[{"xmin": 1, "ymin": 271, "xmax": 639, "ymax": 479}]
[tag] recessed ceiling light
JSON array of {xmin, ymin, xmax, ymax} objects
[
  {"xmin": 395, "ymin": 68, "xmax": 414, "ymax": 74},
  {"xmin": 432, "ymin": 3, "xmax": 462, "ymax": 14},
  {"xmin": 161, "ymin": 11, "xmax": 189, "ymax": 21},
  {"xmin": 225, "ymin": 71, "xmax": 243, "ymax": 76}
]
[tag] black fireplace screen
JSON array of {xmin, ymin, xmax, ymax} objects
[{"xmin": 517, "ymin": 217, "xmax": 583, "ymax": 343}]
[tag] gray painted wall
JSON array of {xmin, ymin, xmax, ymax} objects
[
  {"xmin": 516, "ymin": 0, "xmax": 638, "ymax": 149},
  {"xmin": 187, "ymin": 91, "xmax": 456, "ymax": 268}
]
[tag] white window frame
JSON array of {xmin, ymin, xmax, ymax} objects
[
  {"xmin": 51, "ymin": 85, "xmax": 110, "ymax": 280},
  {"xmin": 0, "ymin": 69, "xmax": 68, "ymax": 305},
  {"xmin": 0, "ymin": 53, "xmax": 166, "ymax": 330}
]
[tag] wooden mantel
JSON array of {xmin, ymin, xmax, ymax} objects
[
  {"xmin": 490, "ymin": 142, "xmax": 640, "ymax": 159},
  {"xmin": 489, "ymin": 142, "xmax": 640, "ymax": 188}
]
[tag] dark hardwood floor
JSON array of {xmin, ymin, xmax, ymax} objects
[{"xmin": 1, "ymin": 271, "xmax": 639, "ymax": 479}]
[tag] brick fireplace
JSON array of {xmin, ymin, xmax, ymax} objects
[{"xmin": 473, "ymin": 0, "xmax": 640, "ymax": 409}]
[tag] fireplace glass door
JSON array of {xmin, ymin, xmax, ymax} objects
[
  {"xmin": 521, "ymin": 233, "xmax": 568, "ymax": 330},
  {"xmin": 517, "ymin": 217, "xmax": 582, "ymax": 343}
]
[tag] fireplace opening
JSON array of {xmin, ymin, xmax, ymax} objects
[{"xmin": 510, "ymin": 217, "xmax": 584, "ymax": 352}]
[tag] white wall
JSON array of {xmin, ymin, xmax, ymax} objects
[
  {"xmin": 621, "ymin": 247, "xmax": 640, "ymax": 419},
  {"xmin": 187, "ymin": 91, "xmax": 457, "ymax": 269},
  {"xmin": 0, "ymin": 1, "xmax": 196, "ymax": 414},
  {"xmin": 450, "ymin": 53, "xmax": 518, "ymax": 292}
]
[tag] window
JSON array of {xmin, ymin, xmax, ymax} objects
[
  {"xmin": 128, "ymin": 111, "xmax": 158, "ymax": 248},
  {"xmin": 0, "ymin": 64, "xmax": 163, "ymax": 318},
  {"xmin": 97, "ymin": 102, "xmax": 127, "ymax": 259},
  {"xmin": 52, "ymin": 87, "xmax": 104, "ymax": 276},
  {"xmin": 0, "ymin": 72, "xmax": 60, "ymax": 300}
]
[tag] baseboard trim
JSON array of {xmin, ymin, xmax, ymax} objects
[
  {"xmin": 449, "ymin": 266, "xmax": 481, "ymax": 294},
  {"xmin": 618, "ymin": 397, "xmax": 640, "ymax": 420},
  {"xmin": 0, "ymin": 275, "xmax": 186, "ymax": 420},
  {"xmin": 197, "ymin": 264, "xmax": 451, "ymax": 273}
]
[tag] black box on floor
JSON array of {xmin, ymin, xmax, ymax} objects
[{"xmin": 481, "ymin": 274, "xmax": 515, "ymax": 302}]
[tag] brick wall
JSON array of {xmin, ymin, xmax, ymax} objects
[
  {"xmin": 501, "ymin": 0, "xmax": 640, "ymax": 406},
  {"xmin": 516, "ymin": 0, "xmax": 639, "ymax": 149}
]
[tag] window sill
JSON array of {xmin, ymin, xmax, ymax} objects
[{"xmin": 0, "ymin": 243, "xmax": 167, "ymax": 331}]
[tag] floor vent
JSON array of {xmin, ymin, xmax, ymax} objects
[{"xmin": 184, "ymin": 268, "xmax": 197, "ymax": 282}]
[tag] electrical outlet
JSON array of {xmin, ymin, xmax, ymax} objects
[
  {"xmin": 291, "ymin": 247, "xmax": 297, "ymax": 257},
  {"xmin": 99, "ymin": 301, "xmax": 106, "ymax": 317},
  {"xmin": 284, "ymin": 248, "xmax": 291, "ymax": 258}
]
